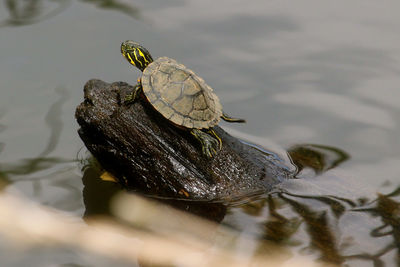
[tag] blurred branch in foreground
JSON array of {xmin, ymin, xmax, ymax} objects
[{"xmin": 0, "ymin": 191, "xmax": 332, "ymax": 267}]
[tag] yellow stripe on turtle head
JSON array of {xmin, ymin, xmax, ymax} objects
[
  {"xmin": 133, "ymin": 49, "xmax": 144, "ymax": 68},
  {"xmin": 138, "ymin": 49, "xmax": 150, "ymax": 65},
  {"xmin": 126, "ymin": 53, "xmax": 136, "ymax": 66}
]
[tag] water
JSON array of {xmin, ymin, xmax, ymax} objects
[{"xmin": 1, "ymin": 0, "xmax": 400, "ymax": 266}]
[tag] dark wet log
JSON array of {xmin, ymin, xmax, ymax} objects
[{"xmin": 75, "ymin": 79, "xmax": 294, "ymax": 201}]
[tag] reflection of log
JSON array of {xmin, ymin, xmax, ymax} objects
[
  {"xmin": 75, "ymin": 79, "xmax": 293, "ymax": 201},
  {"xmin": 82, "ymin": 164, "xmax": 228, "ymax": 222}
]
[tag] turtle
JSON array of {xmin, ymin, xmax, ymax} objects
[{"xmin": 120, "ymin": 40, "xmax": 245, "ymax": 158}]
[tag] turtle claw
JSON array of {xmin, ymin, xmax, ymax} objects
[
  {"xmin": 204, "ymin": 142, "xmax": 218, "ymax": 158},
  {"xmin": 210, "ymin": 147, "xmax": 218, "ymax": 158},
  {"xmin": 202, "ymin": 142, "xmax": 218, "ymax": 158},
  {"xmin": 206, "ymin": 129, "xmax": 222, "ymax": 150},
  {"xmin": 191, "ymin": 129, "xmax": 221, "ymax": 158}
]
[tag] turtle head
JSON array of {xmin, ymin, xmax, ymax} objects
[{"xmin": 121, "ymin": 40, "xmax": 154, "ymax": 72}]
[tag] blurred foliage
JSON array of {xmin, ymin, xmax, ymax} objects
[
  {"xmin": 0, "ymin": 0, "xmax": 140, "ymax": 27},
  {"xmin": 0, "ymin": 0, "xmax": 70, "ymax": 27},
  {"xmin": 81, "ymin": 0, "xmax": 140, "ymax": 19}
]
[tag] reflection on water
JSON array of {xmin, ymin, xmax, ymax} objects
[
  {"xmin": 0, "ymin": 87, "xmax": 83, "ymax": 212},
  {"xmin": 258, "ymin": 170, "xmax": 395, "ymax": 265},
  {"xmin": 0, "ymin": 110, "xmax": 5, "ymax": 157},
  {"xmin": 233, "ymin": 186, "xmax": 400, "ymax": 266},
  {"xmin": 0, "ymin": 0, "xmax": 70, "ymax": 27},
  {"xmin": 0, "ymin": 110, "xmax": 7, "ymax": 187},
  {"xmin": 351, "ymin": 188, "xmax": 400, "ymax": 266},
  {"xmin": 288, "ymin": 144, "xmax": 350, "ymax": 176},
  {"xmin": 0, "ymin": 87, "xmax": 71, "ymax": 180},
  {"xmin": 0, "ymin": 0, "xmax": 140, "ymax": 27},
  {"xmin": 81, "ymin": 0, "xmax": 140, "ymax": 19},
  {"xmin": 40, "ymin": 87, "xmax": 68, "ymax": 157},
  {"xmin": 0, "ymin": 87, "xmax": 77, "ymax": 208}
]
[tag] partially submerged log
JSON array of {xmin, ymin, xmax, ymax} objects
[{"xmin": 75, "ymin": 79, "xmax": 294, "ymax": 201}]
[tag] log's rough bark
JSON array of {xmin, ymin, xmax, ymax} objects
[{"xmin": 75, "ymin": 79, "xmax": 294, "ymax": 201}]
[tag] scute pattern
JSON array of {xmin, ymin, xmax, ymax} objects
[{"xmin": 142, "ymin": 57, "xmax": 222, "ymax": 129}]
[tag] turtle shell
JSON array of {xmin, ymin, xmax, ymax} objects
[{"xmin": 141, "ymin": 57, "xmax": 223, "ymax": 129}]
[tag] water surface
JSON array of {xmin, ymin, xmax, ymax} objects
[{"xmin": 1, "ymin": 1, "xmax": 400, "ymax": 266}]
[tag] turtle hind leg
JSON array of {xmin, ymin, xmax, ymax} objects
[
  {"xmin": 191, "ymin": 129, "xmax": 220, "ymax": 158},
  {"xmin": 221, "ymin": 112, "xmax": 246, "ymax": 123},
  {"xmin": 124, "ymin": 80, "xmax": 142, "ymax": 105},
  {"xmin": 206, "ymin": 129, "xmax": 222, "ymax": 150}
]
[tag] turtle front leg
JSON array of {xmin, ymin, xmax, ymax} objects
[
  {"xmin": 221, "ymin": 112, "xmax": 246, "ymax": 123},
  {"xmin": 124, "ymin": 79, "xmax": 142, "ymax": 105},
  {"xmin": 191, "ymin": 129, "xmax": 220, "ymax": 158}
]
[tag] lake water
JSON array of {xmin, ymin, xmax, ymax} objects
[{"xmin": 1, "ymin": 1, "xmax": 400, "ymax": 266}]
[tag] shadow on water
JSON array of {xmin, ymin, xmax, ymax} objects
[
  {"xmin": 0, "ymin": 87, "xmax": 72, "ymax": 184},
  {"xmin": 0, "ymin": 0, "xmax": 140, "ymax": 27}
]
